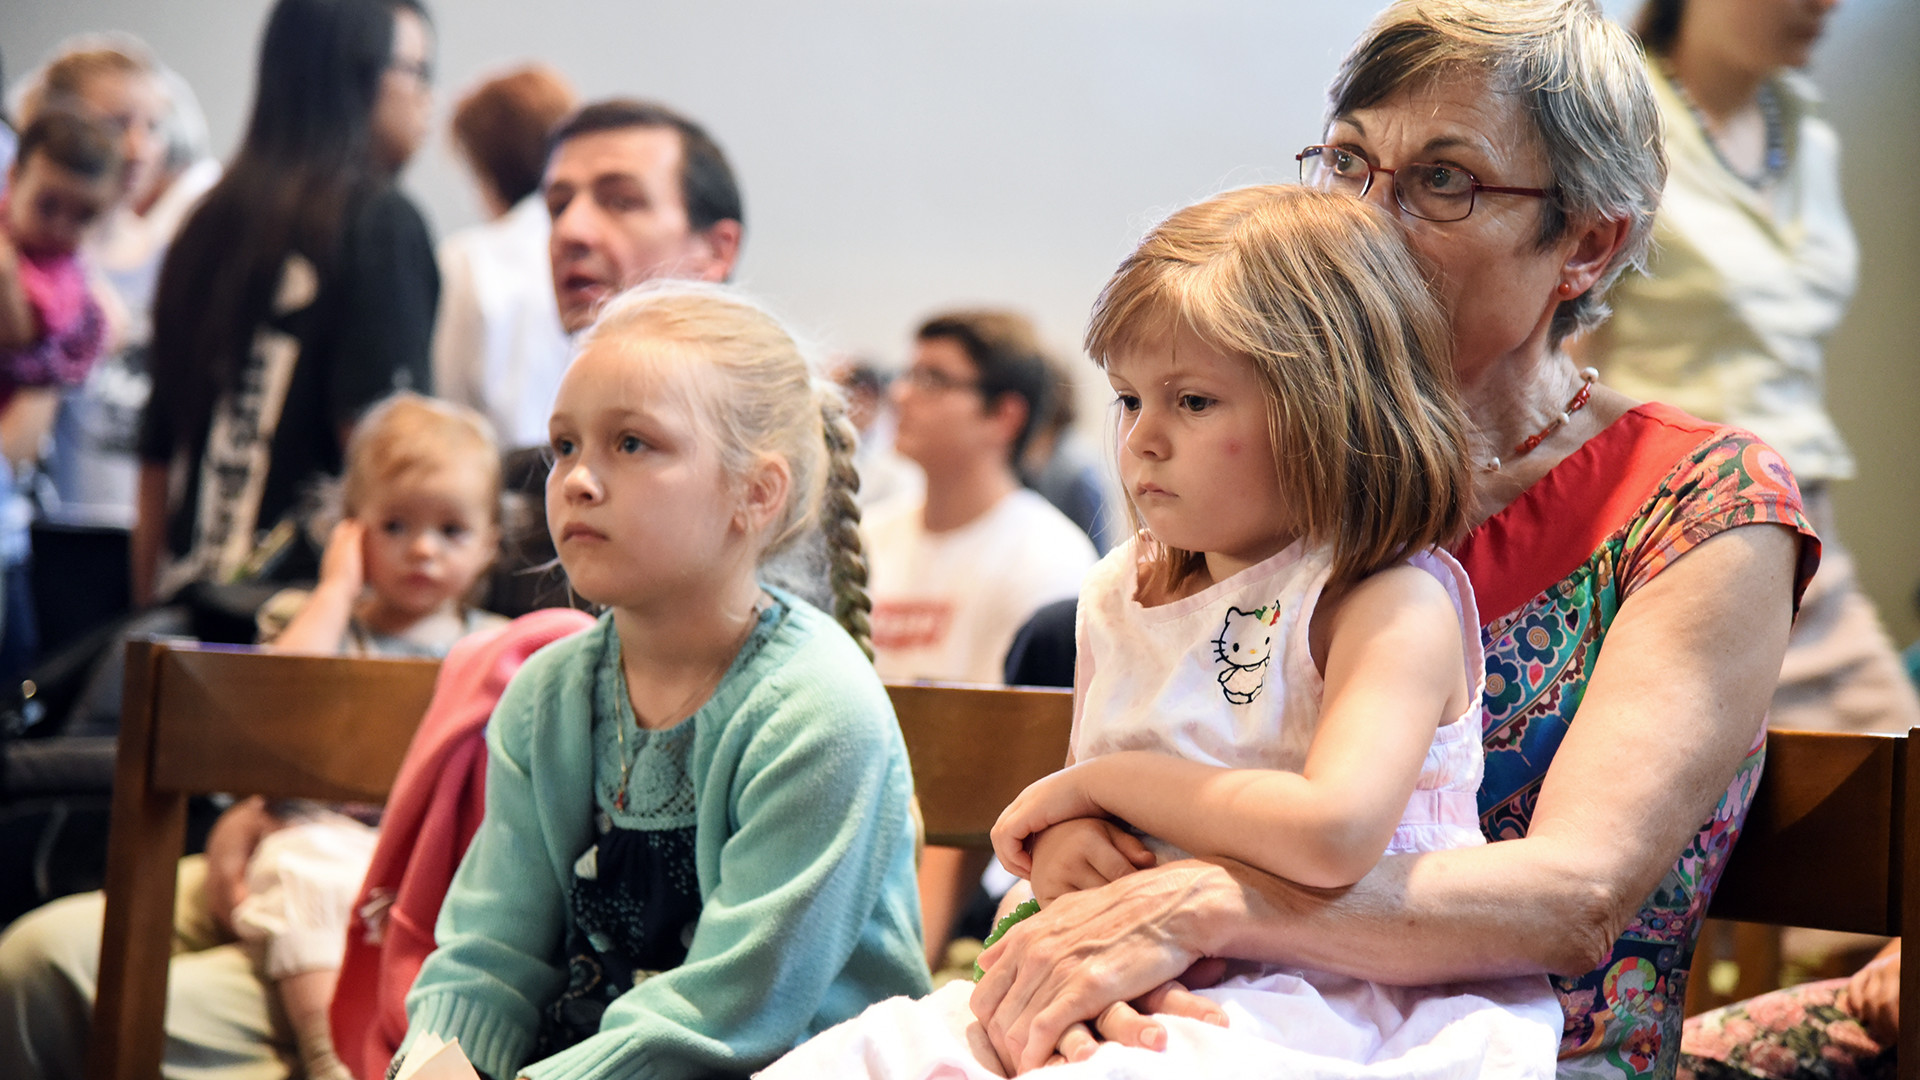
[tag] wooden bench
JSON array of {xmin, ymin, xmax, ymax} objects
[
  {"xmin": 1688, "ymin": 727, "xmax": 1918, "ymax": 1074},
  {"xmin": 86, "ymin": 642, "xmax": 1072, "ymax": 1080},
  {"xmin": 89, "ymin": 639, "xmax": 441, "ymax": 1080},
  {"xmin": 108, "ymin": 645, "xmax": 1911, "ymax": 1075}
]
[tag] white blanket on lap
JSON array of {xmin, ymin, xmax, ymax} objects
[{"xmin": 763, "ymin": 972, "xmax": 1559, "ymax": 1079}]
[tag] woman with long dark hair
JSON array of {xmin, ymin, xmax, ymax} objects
[{"xmin": 132, "ymin": 0, "xmax": 438, "ymax": 607}]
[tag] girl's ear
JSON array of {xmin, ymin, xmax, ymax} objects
[{"xmin": 735, "ymin": 453, "xmax": 792, "ymax": 535}]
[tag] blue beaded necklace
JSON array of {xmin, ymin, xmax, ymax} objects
[{"xmin": 1669, "ymin": 67, "xmax": 1789, "ymax": 189}]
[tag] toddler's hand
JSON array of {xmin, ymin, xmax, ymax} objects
[
  {"xmin": 201, "ymin": 796, "xmax": 286, "ymax": 933},
  {"xmin": 992, "ymin": 766, "xmax": 1104, "ymax": 877},
  {"xmin": 317, "ymin": 519, "xmax": 368, "ymax": 598},
  {"xmin": 1028, "ymin": 818, "xmax": 1156, "ymax": 903}
]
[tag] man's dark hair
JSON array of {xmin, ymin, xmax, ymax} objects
[
  {"xmin": 547, "ymin": 98, "xmax": 743, "ymax": 232},
  {"xmin": 916, "ymin": 310, "xmax": 1054, "ymax": 466},
  {"xmin": 14, "ymin": 106, "xmax": 121, "ymax": 181}
]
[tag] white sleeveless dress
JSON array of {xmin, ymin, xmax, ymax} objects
[{"xmin": 762, "ymin": 538, "xmax": 1561, "ymax": 1080}]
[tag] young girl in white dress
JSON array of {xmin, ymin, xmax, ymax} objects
[{"xmin": 764, "ymin": 185, "xmax": 1562, "ymax": 1078}]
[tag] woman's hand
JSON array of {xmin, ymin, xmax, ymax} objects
[
  {"xmin": 970, "ymin": 860, "xmax": 1225, "ymax": 1073},
  {"xmin": 1028, "ymin": 818, "xmax": 1156, "ymax": 903},
  {"xmin": 992, "ymin": 764, "xmax": 1106, "ymax": 878},
  {"xmin": 1844, "ymin": 939, "xmax": 1900, "ymax": 1044}
]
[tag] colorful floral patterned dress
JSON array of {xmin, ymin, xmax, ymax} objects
[{"xmin": 1455, "ymin": 403, "xmax": 1820, "ymax": 1080}]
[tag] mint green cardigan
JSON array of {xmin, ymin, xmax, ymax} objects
[{"xmin": 402, "ymin": 592, "xmax": 928, "ymax": 1080}]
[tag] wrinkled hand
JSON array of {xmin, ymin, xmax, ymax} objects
[
  {"xmin": 970, "ymin": 860, "xmax": 1220, "ymax": 1073},
  {"xmin": 992, "ymin": 765, "xmax": 1105, "ymax": 879},
  {"xmin": 1844, "ymin": 941, "xmax": 1900, "ymax": 1045},
  {"xmin": 1028, "ymin": 817, "xmax": 1156, "ymax": 903},
  {"xmin": 1044, "ymin": 966, "xmax": 1231, "ymax": 1066},
  {"xmin": 316, "ymin": 519, "xmax": 368, "ymax": 598},
  {"xmin": 201, "ymin": 796, "xmax": 287, "ymax": 934}
]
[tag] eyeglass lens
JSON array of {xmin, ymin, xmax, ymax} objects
[{"xmin": 1296, "ymin": 146, "xmax": 1476, "ymax": 223}]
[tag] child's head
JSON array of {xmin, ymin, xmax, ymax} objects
[
  {"xmin": 1086, "ymin": 185, "xmax": 1470, "ymax": 587},
  {"xmin": 342, "ymin": 393, "xmax": 503, "ymax": 624},
  {"xmin": 5, "ymin": 108, "xmax": 123, "ymax": 257},
  {"xmin": 36, "ymin": 36, "xmax": 169, "ymax": 203},
  {"xmin": 548, "ymin": 281, "xmax": 870, "ymax": 653}
]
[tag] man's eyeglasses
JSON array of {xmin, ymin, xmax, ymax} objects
[
  {"xmin": 1296, "ymin": 144, "xmax": 1555, "ymax": 223},
  {"xmin": 899, "ymin": 366, "xmax": 981, "ymax": 394}
]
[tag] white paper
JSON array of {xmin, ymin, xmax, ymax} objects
[{"xmin": 394, "ymin": 1032, "xmax": 481, "ymax": 1080}]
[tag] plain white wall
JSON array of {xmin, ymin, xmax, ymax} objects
[
  {"xmin": 3, "ymin": 1, "xmax": 1383, "ymax": 362},
  {"xmin": 4, "ymin": 0, "xmax": 1916, "ymax": 639}
]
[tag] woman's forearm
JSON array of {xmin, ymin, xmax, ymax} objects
[
  {"xmin": 0, "ymin": 244, "xmax": 36, "ymax": 350},
  {"xmin": 1196, "ymin": 838, "xmax": 1624, "ymax": 983},
  {"xmin": 0, "ymin": 389, "xmax": 59, "ymax": 469}
]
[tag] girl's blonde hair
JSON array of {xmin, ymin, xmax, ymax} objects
[
  {"xmin": 1086, "ymin": 185, "xmax": 1470, "ymax": 588},
  {"xmin": 577, "ymin": 282, "xmax": 873, "ymax": 657},
  {"xmin": 342, "ymin": 392, "xmax": 503, "ymax": 521}
]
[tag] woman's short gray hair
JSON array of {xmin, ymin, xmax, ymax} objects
[{"xmin": 1327, "ymin": 0, "xmax": 1667, "ymax": 345}]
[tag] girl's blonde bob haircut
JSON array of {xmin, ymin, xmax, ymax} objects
[
  {"xmin": 1086, "ymin": 185, "xmax": 1470, "ymax": 588},
  {"xmin": 342, "ymin": 392, "xmax": 503, "ymax": 521}
]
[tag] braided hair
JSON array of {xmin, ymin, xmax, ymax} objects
[{"xmin": 817, "ymin": 392, "xmax": 872, "ymax": 659}]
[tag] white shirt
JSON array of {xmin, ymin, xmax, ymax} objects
[
  {"xmin": 863, "ymin": 488, "xmax": 1096, "ymax": 685},
  {"xmin": 1594, "ymin": 68, "xmax": 1858, "ymax": 481},
  {"xmin": 1074, "ymin": 538, "xmax": 1486, "ymax": 860},
  {"xmin": 431, "ymin": 195, "xmax": 572, "ymax": 448}
]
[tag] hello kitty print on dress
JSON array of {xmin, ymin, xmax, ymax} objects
[{"xmin": 1213, "ymin": 604, "xmax": 1280, "ymax": 704}]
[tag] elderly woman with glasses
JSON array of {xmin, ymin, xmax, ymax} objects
[{"xmin": 968, "ymin": 2, "xmax": 1819, "ymax": 1078}]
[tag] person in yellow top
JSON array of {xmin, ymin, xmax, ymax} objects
[{"xmin": 1586, "ymin": 0, "xmax": 1920, "ymax": 737}]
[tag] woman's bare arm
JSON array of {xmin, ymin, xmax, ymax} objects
[
  {"xmin": 972, "ymin": 524, "xmax": 1799, "ymax": 1071},
  {"xmin": 0, "ymin": 388, "xmax": 60, "ymax": 469},
  {"xmin": 0, "ymin": 231, "xmax": 36, "ymax": 350}
]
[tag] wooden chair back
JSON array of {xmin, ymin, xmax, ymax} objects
[
  {"xmin": 88, "ymin": 639, "xmax": 441, "ymax": 1080},
  {"xmin": 87, "ymin": 646, "xmax": 1066, "ymax": 1080},
  {"xmin": 887, "ymin": 683, "xmax": 1072, "ymax": 849},
  {"xmin": 1689, "ymin": 727, "xmax": 1918, "ymax": 1075},
  {"xmin": 96, "ymin": 646, "xmax": 1917, "ymax": 1077}
]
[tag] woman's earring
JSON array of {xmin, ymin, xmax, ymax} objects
[{"xmin": 1557, "ymin": 281, "xmax": 1575, "ymax": 297}]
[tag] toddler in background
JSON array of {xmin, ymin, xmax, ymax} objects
[
  {"xmin": 397, "ymin": 282, "xmax": 927, "ymax": 1080},
  {"xmin": 232, "ymin": 392, "xmax": 508, "ymax": 1080},
  {"xmin": 0, "ymin": 106, "xmax": 119, "ymax": 413}
]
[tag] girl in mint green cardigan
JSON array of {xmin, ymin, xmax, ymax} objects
[{"xmin": 397, "ymin": 283, "xmax": 929, "ymax": 1080}]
